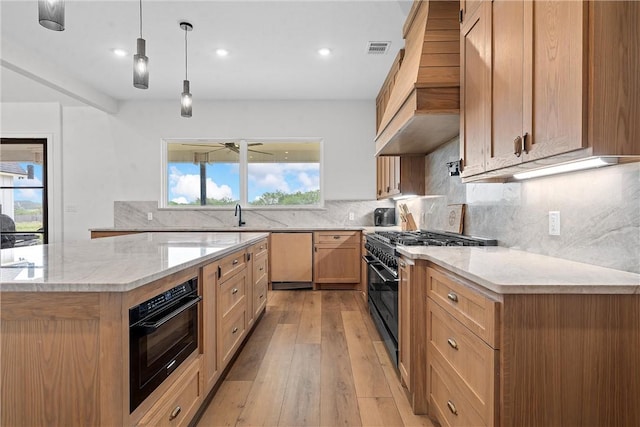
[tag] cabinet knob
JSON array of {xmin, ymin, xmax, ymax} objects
[
  {"xmin": 169, "ymin": 406, "xmax": 182, "ymax": 421},
  {"xmin": 447, "ymin": 338, "xmax": 459, "ymax": 350},
  {"xmin": 447, "ymin": 292, "xmax": 459, "ymax": 303},
  {"xmin": 333, "ymin": 235, "xmax": 341, "ymax": 240},
  {"xmin": 514, "ymin": 135, "xmax": 523, "ymax": 157},
  {"xmin": 447, "ymin": 400, "xmax": 458, "ymax": 416},
  {"xmin": 232, "ymin": 259, "xmax": 239, "ymax": 265},
  {"xmin": 232, "ymin": 327, "xmax": 238, "ymax": 334},
  {"xmin": 259, "ymin": 267, "xmax": 264, "ymax": 271},
  {"xmin": 232, "ymin": 288, "xmax": 238, "ymax": 294}
]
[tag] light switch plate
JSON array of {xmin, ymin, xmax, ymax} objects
[
  {"xmin": 147, "ymin": 212, "xmax": 153, "ymax": 221},
  {"xmin": 549, "ymin": 211, "xmax": 560, "ymax": 235}
]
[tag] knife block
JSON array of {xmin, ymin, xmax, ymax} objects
[{"xmin": 401, "ymin": 213, "xmax": 418, "ymax": 231}]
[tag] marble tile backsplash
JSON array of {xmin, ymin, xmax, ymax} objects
[
  {"xmin": 114, "ymin": 199, "xmax": 394, "ymax": 229},
  {"xmin": 402, "ymin": 137, "xmax": 640, "ymax": 274}
]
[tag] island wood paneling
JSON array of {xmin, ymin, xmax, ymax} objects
[{"xmin": 501, "ymin": 294, "xmax": 640, "ymax": 427}]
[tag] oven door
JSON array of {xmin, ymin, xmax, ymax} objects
[
  {"xmin": 366, "ymin": 260, "xmax": 399, "ymax": 341},
  {"xmin": 129, "ymin": 294, "xmax": 201, "ymax": 412}
]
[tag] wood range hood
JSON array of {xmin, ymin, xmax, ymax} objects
[{"xmin": 375, "ymin": 0, "xmax": 460, "ymax": 156}]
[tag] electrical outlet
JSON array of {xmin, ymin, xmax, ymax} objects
[
  {"xmin": 348, "ymin": 212, "xmax": 355, "ymax": 221},
  {"xmin": 147, "ymin": 212, "xmax": 153, "ymax": 221},
  {"xmin": 549, "ymin": 211, "xmax": 560, "ymax": 235}
]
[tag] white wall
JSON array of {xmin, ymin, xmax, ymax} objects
[
  {"xmin": 3, "ymin": 100, "xmax": 378, "ymax": 241},
  {"xmin": 107, "ymin": 100, "xmax": 376, "ymax": 202},
  {"xmin": 1, "ymin": 102, "xmax": 63, "ymax": 242}
]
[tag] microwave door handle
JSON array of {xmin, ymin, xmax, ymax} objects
[{"xmin": 137, "ymin": 296, "xmax": 202, "ymax": 332}]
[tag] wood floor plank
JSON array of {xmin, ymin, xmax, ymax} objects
[
  {"xmin": 226, "ymin": 308, "xmax": 283, "ymax": 381},
  {"xmin": 297, "ymin": 291, "xmax": 322, "ymax": 344},
  {"xmin": 321, "ymin": 290, "xmax": 342, "ymax": 311},
  {"xmin": 236, "ymin": 323, "xmax": 298, "ymax": 427},
  {"xmin": 354, "ymin": 291, "xmax": 384, "ymax": 343},
  {"xmin": 343, "ymin": 310, "xmax": 392, "ymax": 398},
  {"xmin": 358, "ymin": 397, "xmax": 405, "ymax": 427},
  {"xmin": 278, "ymin": 344, "xmax": 321, "ymax": 426},
  {"xmin": 196, "ymin": 380, "xmax": 253, "ymax": 426},
  {"xmin": 278, "ymin": 291, "xmax": 305, "ymax": 324},
  {"xmin": 320, "ymin": 308, "xmax": 362, "ymax": 427},
  {"xmin": 373, "ymin": 341, "xmax": 435, "ymax": 427},
  {"xmin": 338, "ymin": 291, "xmax": 360, "ymax": 311}
]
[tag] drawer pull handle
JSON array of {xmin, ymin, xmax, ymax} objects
[
  {"xmin": 259, "ymin": 267, "xmax": 264, "ymax": 271},
  {"xmin": 232, "ymin": 327, "xmax": 238, "ymax": 334},
  {"xmin": 169, "ymin": 406, "xmax": 182, "ymax": 421},
  {"xmin": 232, "ymin": 259, "xmax": 239, "ymax": 265},
  {"xmin": 447, "ymin": 338, "xmax": 459, "ymax": 350},
  {"xmin": 260, "ymin": 294, "xmax": 264, "ymax": 299},
  {"xmin": 447, "ymin": 292, "xmax": 459, "ymax": 303},
  {"xmin": 447, "ymin": 400, "xmax": 458, "ymax": 416},
  {"xmin": 333, "ymin": 235, "xmax": 341, "ymax": 239},
  {"xmin": 232, "ymin": 288, "xmax": 238, "ymax": 294}
]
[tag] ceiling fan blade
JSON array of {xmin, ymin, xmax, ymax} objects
[
  {"xmin": 247, "ymin": 143, "xmax": 264, "ymax": 147},
  {"xmin": 248, "ymin": 149, "xmax": 274, "ymax": 155}
]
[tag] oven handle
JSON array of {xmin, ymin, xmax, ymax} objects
[
  {"xmin": 369, "ymin": 261, "xmax": 398, "ymax": 283},
  {"xmin": 362, "ymin": 254, "xmax": 377, "ymax": 265},
  {"xmin": 135, "ymin": 295, "xmax": 202, "ymax": 332}
]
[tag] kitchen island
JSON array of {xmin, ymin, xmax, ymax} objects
[
  {"xmin": 395, "ymin": 245, "xmax": 640, "ymax": 427},
  {"xmin": 0, "ymin": 232, "xmax": 269, "ymax": 427}
]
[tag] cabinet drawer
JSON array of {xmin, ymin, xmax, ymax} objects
[
  {"xmin": 250, "ymin": 239, "xmax": 269, "ymax": 258},
  {"xmin": 254, "ymin": 276, "xmax": 268, "ymax": 315},
  {"xmin": 137, "ymin": 357, "xmax": 202, "ymax": 427},
  {"xmin": 314, "ymin": 231, "xmax": 359, "ymax": 245},
  {"xmin": 217, "ymin": 250, "xmax": 246, "ymax": 283},
  {"xmin": 221, "ymin": 303, "xmax": 246, "ymax": 364},
  {"xmin": 426, "ymin": 267, "xmax": 500, "ymax": 348},
  {"xmin": 428, "ymin": 355, "xmax": 486, "ymax": 427},
  {"xmin": 427, "ymin": 298, "xmax": 496, "ymax": 421},
  {"xmin": 219, "ymin": 269, "xmax": 247, "ymax": 318},
  {"xmin": 253, "ymin": 252, "xmax": 268, "ymax": 284}
]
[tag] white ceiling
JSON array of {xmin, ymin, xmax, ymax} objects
[{"xmin": 0, "ymin": 0, "xmax": 411, "ymax": 108}]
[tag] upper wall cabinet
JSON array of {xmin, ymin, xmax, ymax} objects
[
  {"xmin": 460, "ymin": 0, "xmax": 640, "ymax": 182},
  {"xmin": 375, "ymin": 0, "xmax": 461, "ymax": 156},
  {"xmin": 376, "ymin": 155, "xmax": 426, "ymax": 200}
]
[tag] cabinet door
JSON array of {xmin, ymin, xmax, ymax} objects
[
  {"xmin": 270, "ymin": 233, "xmax": 313, "ymax": 282},
  {"xmin": 460, "ymin": 1, "xmax": 491, "ymax": 178},
  {"xmin": 388, "ymin": 156, "xmax": 401, "ymax": 197},
  {"xmin": 201, "ymin": 263, "xmax": 218, "ymax": 393},
  {"xmin": 523, "ymin": 0, "xmax": 586, "ymax": 161},
  {"xmin": 398, "ymin": 258, "xmax": 411, "ymax": 391},
  {"xmin": 485, "ymin": 0, "xmax": 526, "ymax": 172},
  {"xmin": 313, "ymin": 244, "xmax": 360, "ymax": 284}
]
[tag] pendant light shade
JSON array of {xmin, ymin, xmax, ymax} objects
[
  {"xmin": 133, "ymin": 0, "xmax": 149, "ymax": 89},
  {"xmin": 180, "ymin": 22, "xmax": 193, "ymax": 118},
  {"xmin": 38, "ymin": 0, "xmax": 65, "ymax": 31},
  {"xmin": 181, "ymin": 80, "xmax": 192, "ymax": 117},
  {"xmin": 133, "ymin": 38, "xmax": 149, "ymax": 89}
]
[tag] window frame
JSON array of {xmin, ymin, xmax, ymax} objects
[
  {"xmin": 161, "ymin": 138, "xmax": 324, "ymax": 209},
  {"xmin": 0, "ymin": 138, "xmax": 49, "ymax": 246}
]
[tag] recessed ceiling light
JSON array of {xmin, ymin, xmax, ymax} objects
[
  {"xmin": 111, "ymin": 48, "xmax": 128, "ymax": 57},
  {"xmin": 215, "ymin": 48, "xmax": 229, "ymax": 57},
  {"xmin": 317, "ymin": 47, "xmax": 332, "ymax": 56}
]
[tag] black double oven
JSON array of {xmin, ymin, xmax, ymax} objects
[
  {"xmin": 129, "ymin": 277, "xmax": 202, "ymax": 412},
  {"xmin": 364, "ymin": 230, "xmax": 497, "ymax": 367}
]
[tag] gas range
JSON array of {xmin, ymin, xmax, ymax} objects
[{"xmin": 365, "ymin": 230, "xmax": 497, "ymax": 274}]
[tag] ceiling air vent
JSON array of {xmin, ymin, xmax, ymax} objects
[{"xmin": 366, "ymin": 41, "xmax": 391, "ymax": 55}]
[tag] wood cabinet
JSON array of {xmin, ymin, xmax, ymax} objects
[
  {"xmin": 426, "ymin": 266, "xmax": 499, "ymax": 427},
  {"xmin": 460, "ymin": 0, "xmax": 640, "ymax": 182},
  {"xmin": 313, "ymin": 231, "xmax": 361, "ymax": 287},
  {"xmin": 249, "ymin": 239, "xmax": 269, "ymax": 319},
  {"xmin": 136, "ymin": 357, "xmax": 203, "ymax": 427},
  {"xmin": 270, "ymin": 232, "xmax": 313, "ymax": 285},
  {"xmin": 376, "ymin": 49, "xmax": 405, "ymax": 133},
  {"xmin": 216, "ymin": 249, "xmax": 248, "ymax": 368},
  {"xmin": 201, "ymin": 263, "xmax": 219, "ymax": 393},
  {"xmin": 398, "ymin": 257, "xmax": 412, "ymax": 390},
  {"xmin": 376, "ymin": 155, "xmax": 425, "ymax": 200}
]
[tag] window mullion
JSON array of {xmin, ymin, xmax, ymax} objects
[{"xmin": 239, "ymin": 139, "xmax": 248, "ymax": 206}]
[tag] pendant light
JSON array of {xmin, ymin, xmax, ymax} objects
[
  {"xmin": 133, "ymin": 0, "xmax": 149, "ymax": 89},
  {"xmin": 38, "ymin": 0, "xmax": 65, "ymax": 31},
  {"xmin": 180, "ymin": 22, "xmax": 193, "ymax": 118}
]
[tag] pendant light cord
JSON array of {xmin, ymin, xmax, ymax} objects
[
  {"xmin": 184, "ymin": 28, "xmax": 188, "ymax": 80},
  {"xmin": 139, "ymin": 0, "xmax": 143, "ymax": 38}
]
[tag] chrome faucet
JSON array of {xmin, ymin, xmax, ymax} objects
[{"xmin": 234, "ymin": 203, "xmax": 245, "ymax": 227}]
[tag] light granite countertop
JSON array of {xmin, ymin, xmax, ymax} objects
[
  {"xmin": 0, "ymin": 232, "xmax": 269, "ymax": 292},
  {"xmin": 90, "ymin": 226, "xmax": 397, "ymax": 233},
  {"xmin": 396, "ymin": 246, "xmax": 640, "ymax": 295}
]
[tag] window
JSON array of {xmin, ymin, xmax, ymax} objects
[
  {"xmin": 0, "ymin": 139, "xmax": 48, "ymax": 248},
  {"xmin": 163, "ymin": 139, "xmax": 322, "ymax": 208}
]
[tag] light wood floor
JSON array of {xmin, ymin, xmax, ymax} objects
[{"xmin": 196, "ymin": 290, "xmax": 434, "ymax": 427}]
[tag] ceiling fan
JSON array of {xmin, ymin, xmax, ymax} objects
[{"xmin": 181, "ymin": 142, "xmax": 273, "ymax": 163}]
